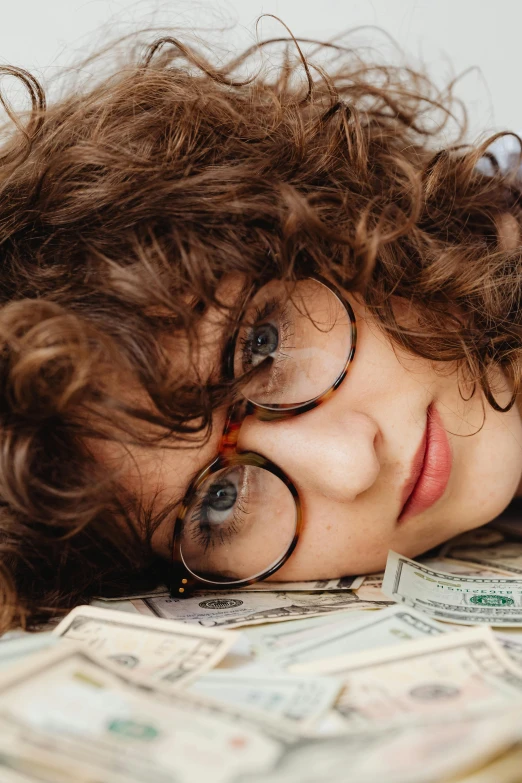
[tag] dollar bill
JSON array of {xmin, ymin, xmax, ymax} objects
[
  {"xmin": 0, "ymin": 632, "xmax": 57, "ymax": 670},
  {"xmin": 494, "ymin": 631, "xmax": 522, "ymax": 668},
  {"xmin": 382, "ymin": 550, "xmax": 522, "ymax": 625},
  {"xmin": 139, "ymin": 591, "xmax": 391, "ymax": 628},
  {"xmin": 93, "ymin": 584, "xmax": 170, "ymax": 601},
  {"xmin": 272, "ymin": 605, "xmax": 446, "ymax": 669},
  {"xmin": 188, "ymin": 671, "xmax": 341, "ymax": 728},
  {"xmin": 90, "ymin": 599, "xmax": 142, "ymax": 614},
  {"xmin": 354, "ymin": 572, "xmax": 387, "ymax": 602},
  {"xmin": 441, "ymin": 524, "xmax": 522, "ymax": 575},
  {"xmin": 355, "ymin": 558, "xmax": 512, "ymax": 604},
  {"xmin": 237, "ymin": 707, "xmax": 522, "ymax": 783},
  {"xmin": 450, "ymin": 744, "xmax": 522, "ymax": 783},
  {"xmin": 292, "ymin": 626, "xmax": 522, "ymax": 731},
  {"xmin": 240, "ymin": 576, "xmax": 365, "ymax": 591},
  {"xmin": 244, "ymin": 610, "xmax": 374, "ymax": 657},
  {"xmin": 95, "ymin": 576, "xmax": 364, "ymax": 602},
  {"xmin": 52, "ymin": 604, "xmax": 238, "ymax": 686},
  {"xmin": 91, "ymin": 576, "xmax": 364, "ymax": 612},
  {"xmin": 0, "ymin": 764, "xmax": 44, "ymax": 783},
  {"xmin": 421, "ymin": 556, "xmax": 516, "ymax": 577},
  {"xmin": 0, "ymin": 644, "xmax": 289, "ymax": 783}
]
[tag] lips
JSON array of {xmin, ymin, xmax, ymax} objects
[{"xmin": 398, "ymin": 403, "xmax": 452, "ymax": 523}]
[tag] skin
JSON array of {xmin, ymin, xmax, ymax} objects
[{"xmin": 98, "ymin": 278, "xmax": 522, "ymax": 581}]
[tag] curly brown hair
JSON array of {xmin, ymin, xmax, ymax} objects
[{"xmin": 0, "ymin": 24, "xmax": 521, "ymax": 630}]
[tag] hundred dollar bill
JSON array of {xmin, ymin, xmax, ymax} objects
[
  {"xmin": 274, "ymin": 605, "xmax": 446, "ymax": 669},
  {"xmin": 139, "ymin": 591, "xmax": 391, "ymax": 628},
  {"xmin": 292, "ymin": 626, "xmax": 522, "ymax": 731},
  {"xmin": 53, "ymin": 605, "xmax": 238, "ymax": 687},
  {"xmin": 189, "ymin": 671, "xmax": 341, "ymax": 728},
  {"xmin": 441, "ymin": 525, "xmax": 522, "ymax": 576},
  {"xmin": 382, "ymin": 550, "xmax": 522, "ymax": 626},
  {"xmin": 240, "ymin": 576, "xmax": 365, "ymax": 592},
  {"xmin": 0, "ymin": 644, "xmax": 287, "ymax": 783}
]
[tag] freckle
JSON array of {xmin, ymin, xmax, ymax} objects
[{"xmin": 325, "ymin": 524, "xmax": 332, "ymax": 531}]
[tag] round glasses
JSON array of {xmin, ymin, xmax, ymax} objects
[{"xmin": 170, "ymin": 277, "xmax": 357, "ymax": 596}]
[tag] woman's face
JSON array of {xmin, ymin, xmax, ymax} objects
[{"xmin": 102, "ymin": 279, "xmax": 522, "ymax": 579}]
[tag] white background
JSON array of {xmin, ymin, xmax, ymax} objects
[{"xmin": 0, "ymin": 0, "xmax": 519, "ymax": 141}]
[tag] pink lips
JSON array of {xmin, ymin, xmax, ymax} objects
[{"xmin": 398, "ymin": 404, "xmax": 452, "ymax": 523}]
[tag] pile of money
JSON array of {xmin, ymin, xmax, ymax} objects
[{"xmin": 2, "ymin": 517, "xmax": 522, "ymax": 782}]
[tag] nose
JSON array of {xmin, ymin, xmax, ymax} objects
[{"xmin": 237, "ymin": 404, "xmax": 381, "ymax": 504}]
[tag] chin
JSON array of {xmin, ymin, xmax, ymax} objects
[
  {"xmin": 461, "ymin": 491, "xmax": 518, "ymax": 534},
  {"xmin": 429, "ymin": 487, "xmax": 519, "ymax": 551}
]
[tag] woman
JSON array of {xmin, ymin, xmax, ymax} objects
[{"xmin": 1, "ymin": 28, "xmax": 521, "ymax": 630}]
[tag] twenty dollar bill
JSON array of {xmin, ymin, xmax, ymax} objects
[{"xmin": 382, "ymin": 551, "xmax": 522, "ymax": 626}]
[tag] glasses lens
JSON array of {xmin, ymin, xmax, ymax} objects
[
  {"xmin": 233, "ymin": 278, "xmax": 353, "ymax": 408},
  {"xmin": 179, "ymin": 464, "xmax": 297, "ymax": 584}
]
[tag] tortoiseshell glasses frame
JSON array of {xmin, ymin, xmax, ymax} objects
[{"xmin": 169, "ymin": 276, "xmax": 357, "ymax": 597}]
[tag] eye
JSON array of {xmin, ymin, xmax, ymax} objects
[
  {"xmin": 250, "ymin": 322, "xmax": 279, "ymax": 365},
  {"xmin": 206, "ymin": 479, "xmax": 237, "ymax": 514},
  {"xmin": 184, "ymin": 467, "xmax": 249, "ymax": 555},
  {"xmin": 236, "ymin": 296, "xmax": 286, "ymax": 376}
]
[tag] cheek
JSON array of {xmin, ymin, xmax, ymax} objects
[{"xmin": 270, "ymin": 507, "xmax": 394, "ymax": 580}]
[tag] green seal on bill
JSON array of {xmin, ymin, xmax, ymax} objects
[
  {"xmin": 469, "ymin": 594, "xmax": 515, "ymax": 607},
  {"xmin": 108, "ymin": 719, "xmax": 159, "ymax": 741}
]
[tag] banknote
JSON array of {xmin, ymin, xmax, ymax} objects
[
  {"xmin": 0, "ymin": 630, "xmax": 29, "ymax": 644},
  {"xmin": 441, "ymin": 524, "xmax": 522, "ymax": 575},
  {"xmin": 139, "ymin": 591, "xmax": 391, "ymax": 628},
  {"xmin": 240, "ymin": 576, "xmax": 365, "ymax": 592},
  {"xmin": 293, "ymin": 626, "xmax": 522, "ymax": 731},
  {"xmin": 0, "ymin": 743, "xmax": 87, "ymax": 783},
  {"xmin": 97, "ymin": 577, "xmax": 364, "ymax": 604},
  {"xmin": 355, "ymin": 558, "xmax": 512, "ymax": 603},
  {"xmin": 94, "ymin": 584, "xmax": 170, "ymax": 601},
  {"xmin": 237, "ymin": 707, "xmax": 522, "ymax": 783},
  {"xmin": 275, "ymin": 605, "xmax": 446, "ymax": 669},
  {"xmin": 0, "ymin": 764, "xmax": 44, "ymax": 783},
  {"xmin": 244, "ymin": 610, "xmax": 374, "ymax": 656},
  {"xmin": 90, "ymin": 599, "xmax": 142, "ymax": 614},
  {"xmin": 0, "ymin": 643, "xmax": 289, "ymax": 783},
  {"xmin": 53, "ymin": 604, "xmax": 238, "ymax": 686},
  {"xmin": 382, "ymin": 550, "xmax": 522, "ymax": 625},
  {"xmin": 0, "ymin": 632, "xmax": 57, "ymax": 670},
  {"xmin": 189, "ymin": 671, "xmax": 341, "ymax": 728},
  {"xmin": 450, "ymin": 744, "xmax": 522, "ymax": 783},
  {"xmin": 494, "ymin": 631, "xmax": 522, "ymax": 668},
  {"xmin": 354, "ymin": 572, "xmax": 386, "ymax": 602},
  {"xmin": 421, "ymin": 556, "xmax": 516, "ymax": 577}
]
